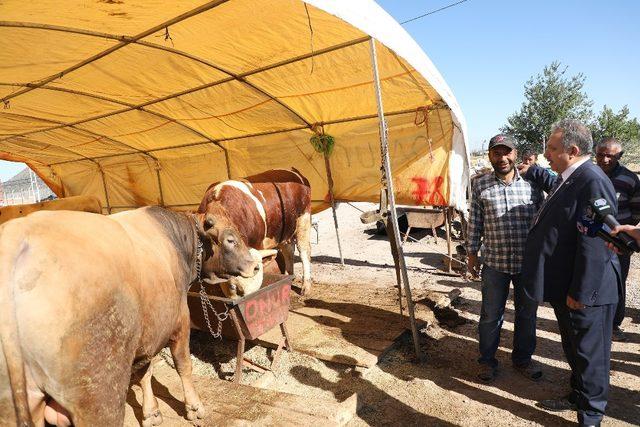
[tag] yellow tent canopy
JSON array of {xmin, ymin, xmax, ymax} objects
[{"xmin": 0, "ymin": 0, "xmax": 469, "ymax": 214}]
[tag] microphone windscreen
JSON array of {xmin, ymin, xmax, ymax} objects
[{"xmin": 589, "ymin": 197, "xmax": 614, "ymax": 220}]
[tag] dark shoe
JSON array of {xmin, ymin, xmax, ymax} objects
[
  {"xmin": 538, "ymin": 394, "xmax": 577, "ymax": 412},
  {"xmin": 514, "ymin": 360, "xmax": 543, "ymax": 381},
  {"xmin": 477, "ymin": 364, "xmax": 498, "ymax": 383},
  {"xmin": 612, "ymin": 327, "xmax": 629, "ymax": 342},
  {"xmin": 578, "ymin": 421, "xmax": 601, "ymax": 427}
]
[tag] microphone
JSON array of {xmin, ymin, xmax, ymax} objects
[
  {"xmin": 577, "ymin": 214, "xmax": 631, "ymax": 255},
  {"xmin": 589, "ymin": 198, "xmax": 640, "ymax": 253}
]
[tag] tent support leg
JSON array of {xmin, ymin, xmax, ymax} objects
[
  {"xmin": 445, "ymin": 207, "xmax": 453, "ymax": 272},
  {"xmin": 369, "ymin": 38, "xmax": 423, "ymax": 362},
  {"xmin": 323, "ymin": 153, "xmax": 344, "ymax": 265},
  {"xmin": 155, "ymin": 164, "xmax": 165, "ymax": 207},
  {"xmin": 98, "ymin": 165, "xmax": 112, "ymax": 214},
  {"xmin": 223, "ymin": 149, "xmax": 232, "ymax": 179},
  {"xmin": 387, "ymin": 210, "xmax": 404, "ymax": 317}
]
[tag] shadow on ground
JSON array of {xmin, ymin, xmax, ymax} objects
[{"xmin": 287, "ymin": 295, "xmax": 639, "ymax": 425}]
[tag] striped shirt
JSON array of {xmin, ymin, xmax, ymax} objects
[
  {"xmin": 609, "ymin": 163, "xmax": 640, "ymax": 225},
  {"xmin": 467, "ymin": 170, "xmax": 544, "ymax": 274}
]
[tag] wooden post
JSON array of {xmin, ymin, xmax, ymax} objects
[{"xmin": 369, "ymin": 38, "xmax": 423, "ymax": 362}]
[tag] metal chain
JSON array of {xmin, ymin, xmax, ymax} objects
[
  {"xmin": 192, "ymin": 215, "xmax": 229, "ymax": 339},
  {"xmin": 194, "ymin": 231, "xmax": 203, "ymax": 280},
  {"xmin": 198, "ymin": 283, "xmax": 229, "ymax": 339}
]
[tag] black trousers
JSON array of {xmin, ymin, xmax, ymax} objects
[
  {"xmin": 552, "ymin": 302, "xmax": 616, "ymax": 425},
  {"xmin": 613, "ymin": 254, "xmax": 630, "ymax": 328}
]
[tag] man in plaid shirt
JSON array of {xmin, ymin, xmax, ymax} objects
[{"xmin": 467, "ymin": 134, "xmax": 545, "ymax": 382}]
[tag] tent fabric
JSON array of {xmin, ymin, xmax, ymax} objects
[{"xmin": 0, "ymin": 0, "xmax": 469, "ymax": 214}]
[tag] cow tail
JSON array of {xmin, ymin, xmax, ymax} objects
[{"xmin": 0, "ymin": 226, "xmax": 34, "ymax": 426}]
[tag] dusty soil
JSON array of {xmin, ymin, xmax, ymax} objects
[{"xmin": 132, "ymin": 202, "xmax": 639, "ymax": 426}]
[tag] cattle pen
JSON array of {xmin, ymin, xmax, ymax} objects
[{"xmin": 0, "ymin": 1, "xmax": 478, "ymax": 425}]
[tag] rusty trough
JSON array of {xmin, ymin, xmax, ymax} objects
[
  {"xmin": 398, "ymin": 206, "xmax": 446, "ymax": 243},
  {"xmin": 187, "ymin": 274, "xmax": 293, "ymax": 383}
]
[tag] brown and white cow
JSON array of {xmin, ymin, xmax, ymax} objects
[
  {"xmin": 198, "ymin": 168, "xmax": 313, "ymax": 294},
  {"xmin": 0, "ymin": 206, "xmax": 258, "ymax": 426}
]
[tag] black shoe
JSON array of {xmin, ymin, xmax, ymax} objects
[
  {"xmin": 612, "ymin": 327, "xmax": 629, "ymax": 342},
  {"xmin": 477, "ymin": 363, "xmax": 498, "ymax": 383},
  {"xmin": 513, "ymin": 360, "xmax": 543, "ymax": 382},
  {"xmin": 538, "ymin": 394, "xmax": 576, "ymax": 412}
]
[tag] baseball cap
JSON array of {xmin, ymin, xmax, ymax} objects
[{"xmin": 488, "ymin": 134, "xmax": 516, "ymax": 150}]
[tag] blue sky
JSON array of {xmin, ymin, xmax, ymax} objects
[
  {"xmin": 377, "ymin": 0, "xmax": 640, "ymax": 151},
  {"xmin": 2, "ymin": 0, "xmax": 638, "ymax": 181}
]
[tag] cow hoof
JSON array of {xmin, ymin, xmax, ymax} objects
[
  {"xmin": 186, "ymin": 403, "xmax": 205, "ymax": 422},
  {"xmin": 301, "ymin": 282, "xmax": 311, "ymax": 296},
  {"xmin": 142, "ymin": 409, "xmax": 163, "ymax": 426}
]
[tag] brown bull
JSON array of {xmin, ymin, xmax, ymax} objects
[
  {"xmin": 198, "ymin": 168, "xmax": 313, "ymax": 294},
  {"xmin": 0, "ymin": 206, "xmax": 258, "ymax": 426},
  {"xmin": 0, "ymin": 195, "xmax": 102, "ymax": 225}
]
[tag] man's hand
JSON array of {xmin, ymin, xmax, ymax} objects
[
  {"xmin": 467, "ymin": 253, "xmax": 480, "ymax": 279},
  {"xmin": 517, "ymin": 162, "xmax": 532, "ymax": 176},
  {"xmin": 567, "ymin": 295, "xmax": 585, "ymax": 310},
  {"xmin": 605, "ymin": 224, "xmax": 640, "ymax": 254}
]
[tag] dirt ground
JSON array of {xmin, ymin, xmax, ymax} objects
[{"xmin": 131, "ymin": 202, "xmax": 639, "ymax": 426}]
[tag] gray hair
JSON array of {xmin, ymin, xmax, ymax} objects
[
  {"xmin": 595, "ymin": 136, "xmax": 622, "ymax": 151},
  {"xmin": 550, "ymin": 119, "xmax": 593, "ymax": 156}
]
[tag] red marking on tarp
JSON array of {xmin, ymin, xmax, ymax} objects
[{"xmin": 411, "ymin": 176, "xmax": 445, "ymax": 205}]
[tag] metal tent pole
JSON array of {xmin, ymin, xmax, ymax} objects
[
  {"xmin": 369, "ymin": 38, "xmax": 423, "ymax": 362},
  {"xmin": 34, "ymin": 170, "xmax": 42, "ymax": 202},
  {"xmin": 445, "ymin": 207, "xmax": 453, "ymax": 272},
  {"xmin": 0, "ymin": 180, "xmax": 5, "ymax": 206},
  {"xmin": 323, "ymin": 153, "xmax": 345, "ymax": 265},
  {"xmin": 30, "ymin": 169, "xmax": 41, "ymax": 202},
  {"xmin": 28, "ymin": 169, "xmax": 36, "ymax": 202}
]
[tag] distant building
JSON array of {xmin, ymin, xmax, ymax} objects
[{"xmin": 0, "ymin": 168, "xmax": 55, "ymax": 206}]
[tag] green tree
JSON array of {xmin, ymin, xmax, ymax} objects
[
  {"xmin": 592, "ymin": 105, "xmax": 640, "ymax": 165},
  {"xmin": 501, "ymin": 61, "xmax": 593, "ymax": 153},
  {"xmin": 591, "ymin": 105, "xmax": 640, "ymax": 143}
]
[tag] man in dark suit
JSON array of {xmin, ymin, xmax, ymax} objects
[{"xmin": 520, "ymin": 119, "xmax": 620, "ymax": 427}]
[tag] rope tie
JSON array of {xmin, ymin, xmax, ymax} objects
[
  {"xmin": 164, "ymin": 27, "xmax": 174, "ymax": 47},
  {"xmin": 414, "ymin": 106, "xmax": 435, "ymax": 162}
]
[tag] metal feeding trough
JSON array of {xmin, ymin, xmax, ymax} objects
[{"xmin": 187, "ymin": 273, "xmax": 293, "ymax": 383}]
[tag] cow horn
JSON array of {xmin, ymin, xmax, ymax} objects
[
  {"xmin": 203, "ymin": 214, "xmax": 216, "ymax": 231},
  {"xmin": 202, "ymin": 276, "xmax": 227, "ymax": 285},
  {"xmin": 258, "ymin": 249, "xmax": 278, "ymax": 258}
]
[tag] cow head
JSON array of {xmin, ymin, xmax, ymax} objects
[
  {"xmin": 217, "ymin": 248, "xmax": 278, "ymax": 298},
  {"xmin": 197, "ymin": 213, "xmax": 259, "ymax": 279}
]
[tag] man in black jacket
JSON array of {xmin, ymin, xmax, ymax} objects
[
  {"xmin": 594, "ymin": 137, "xmax": 640, "ymax": 342},
  {"xmin": 520, "ymin": 119, "xmax": 620, "ymax": 427}
]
